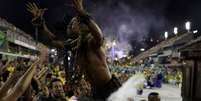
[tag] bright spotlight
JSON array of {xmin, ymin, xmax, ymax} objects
[
  {"xmin": 185, "ymin": 21, "xmax": 191, "ymax": 32},
  {"xmin": 51, "ymin": 49, "xmax": 56, "ymax": 52},
  {"xmin": 114, "ymin": 57, "xmax": 118, "ymax": 61},
  {"xmin": 112, "ymin": 41, "xmax": 116, "ymax": 46},
  {"xmin": 174, "ymin": 27, "xmax": 178, "ymax": 35},
  {"xmin": 68, "ymin": 56, "xmax": 70, "ymax": 61},
  {"xmin": 164, "ymin": 31, "xmax": 168, "ymax": 39},
  {"xmin": 193, "ymin": 30, "xmax": 198, "ymax": 34},
  {"xmin": 140, "ymin": 48, "xmax": 145, "ymax": 52}
]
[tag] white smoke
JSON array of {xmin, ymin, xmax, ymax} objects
[
  {"xmin": 89, "ymin": 0, "xmax": 168, "ymax": 52},
  {"xmin": 107, "ymin": 73, "xmax": 145, "ymax": 101}
]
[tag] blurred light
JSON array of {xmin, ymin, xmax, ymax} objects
[
  {"xmin": 115, "ymin": 57, "xmax": 118, "ymax": 61},
  {"xmin": 116, "ymin": 50, "xmax": 125, "ymax": 59},
  {"xmin": 150, "ymin": 38, "xmax": 153, "ymax": 42},
  {"xmin": 174, "ymin": 27, "xmax": 178, "ymax": 35},
  {"xmin": 185, "ymin": 21, "xmax": 191, "ymax": 31},
  {"xmin": 51, "ymin": 54, "xmax": 54, "ymax": 58},
  {"xmin": 68, "ymin": 56, "xmax": 70, "ymax": 61},
  {"xmin": 105, "ymin": 43, "xmax": 109, "ymax": 47},
  {"xmin": 112, "ymin": 41, "xmax": 116, "ymax": 46},
  {"xmin": 14, "ymin": 27, "xmax": 16, "ymax": 31},
  {"xmin": 164, "ymin": 31, "xmax": 168, "ymax": 39},
  {"xmin": 140, "ymin": 48, "xmax": 145, "ymax": 52},
  {"xmin": 183, "ymin": 61, "xmax": 186, "ymax": 65},
  {"xmin": 123, "ymin": 55, "xmax": 127, "ymax": 58},
  {"xmin": 193, "ymin": 30, "xmax": 198, "ymax": 34},
  {"xmin": 51, "ymin": 49, "xmax": 56, "ymax": 52},
  {"xmin": 61, "ymin": 61, "xmax": 64, "ymax": 65}
]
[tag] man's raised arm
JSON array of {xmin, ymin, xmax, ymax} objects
[
  {"xmin": 0, "ymin": 72, "xmax": 21, "ymax": 98},
  {"xmin": 83, "ymin": 17, "xmax": 103, "ymax": 43},
  {"xmin": 74, "ymin": 0, "xmax": 103, "ymax": 43},
  {"xmin": 26, "ymin": 2, "xmax": 64, "ymax": 48},
  {"xmin": 26, "ymin": 2, "xmax": 56, "ymax": 39},
  {"xmin": 1, "ymin": 59, "xmax": 39, "ymax": 101}
]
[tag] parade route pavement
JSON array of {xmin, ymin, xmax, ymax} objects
[{"xmin": 134, "ymin": 84, "xmax": 182, "ymax": 101}]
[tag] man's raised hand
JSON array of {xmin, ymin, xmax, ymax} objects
[
  {"xmin": 73, "ymin": 0, "xmax": 86, "ymax": 16},
  {"xmin": 26, "ymin": 2, "xmax": 47, "ymax": 22}
]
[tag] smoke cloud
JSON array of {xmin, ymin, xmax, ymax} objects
[{"xmin": 88, "ymin": 0, "xmax": 169, "ymax": 52}]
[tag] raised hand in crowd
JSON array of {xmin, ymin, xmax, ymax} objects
[{"xmin": 0, "ymin": 46, "xmax": 47, "ymax": 101}]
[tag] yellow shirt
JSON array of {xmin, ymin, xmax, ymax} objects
[
  {"xmin": 59, "ymin": 77, "xmax": 66, "ymax": 85},
  {"xmin": 7, "ymin": 66, "xmax": 15, "ymax": 73}
]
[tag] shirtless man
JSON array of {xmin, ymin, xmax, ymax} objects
[{"xmin": 27, "ymin": 0, "xmax": 120, "ymax": 99}]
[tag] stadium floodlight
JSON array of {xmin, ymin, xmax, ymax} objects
[
  {"xmin": 193, "ymin": 30, "xmax": 198, "ymax": 34},
  {"xmin": 164, "ymin": 31, "xmax": 168, "ymax": 39},
  {"xmin": 140, "ymin": 48, "xmax": 145, "ymax": 52},
  {"xmin": 174, "ymin": 27, "xmax": 178, "ymax": 35},
  {"xmin": 68, "ymin": 56, "xmax": 70, "ymax": 61},
  {"xmin": 185, "ymin": 21, "xmax": 191, "ymax": 32}
]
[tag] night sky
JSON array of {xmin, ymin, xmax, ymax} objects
[{"xmin": 0, "ymin": 0, "xmax": 201, "ymax": 48}]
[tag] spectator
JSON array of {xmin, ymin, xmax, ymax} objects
[{"xmin": 38, "ymin": 79, "xmax": 66, "ymax": 101}]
